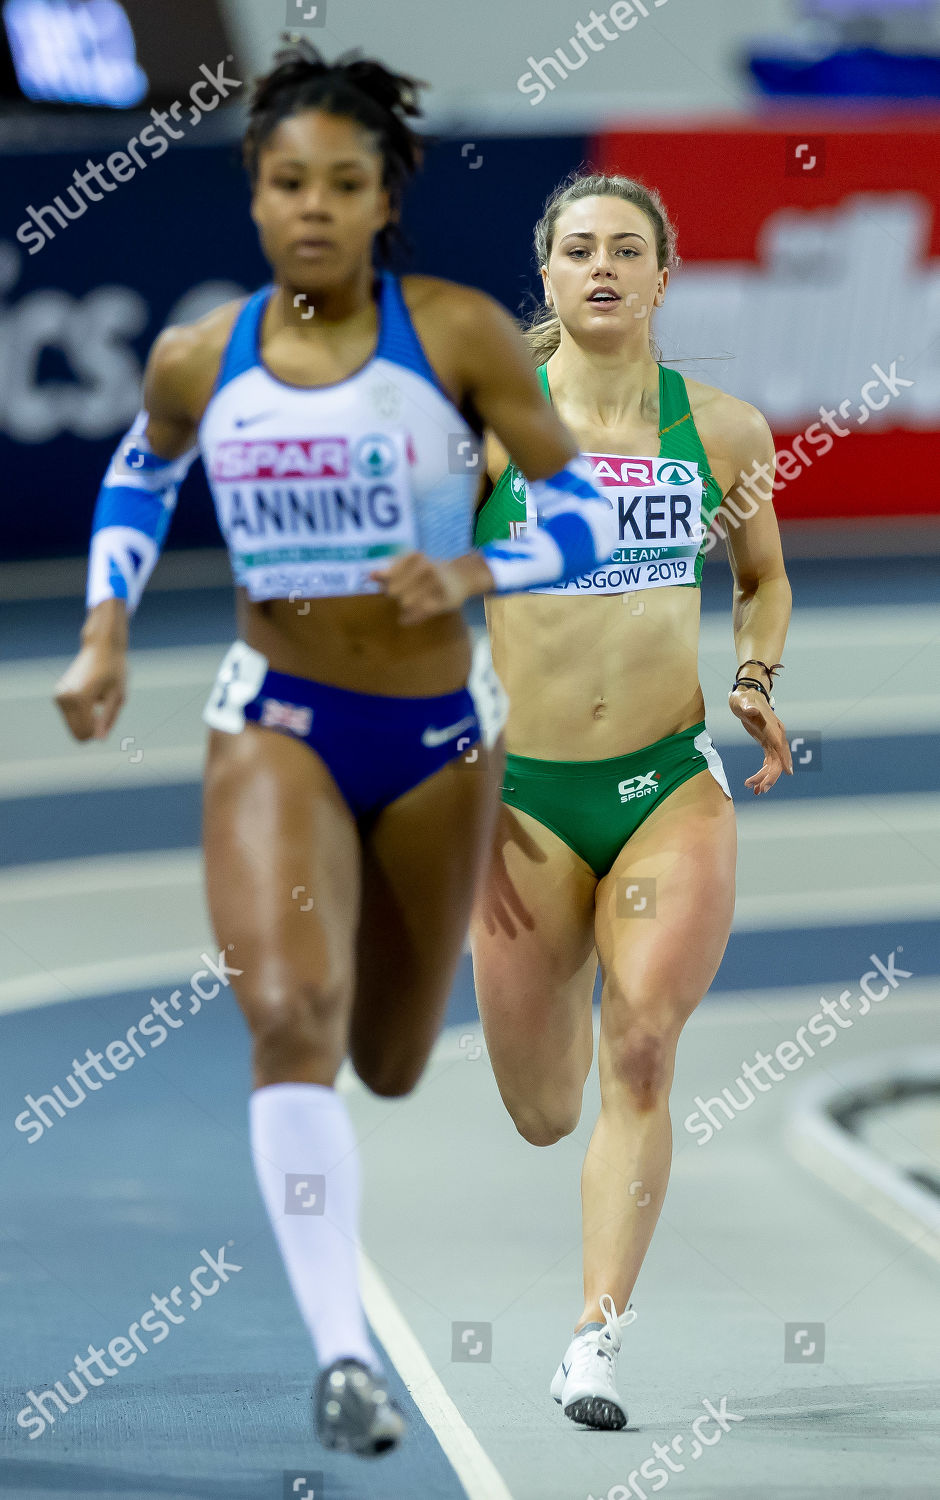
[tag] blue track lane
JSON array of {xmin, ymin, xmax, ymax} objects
[
  {"xmin": 3, "ymin": 732, "xmax": 937, "ymax": 869},
  {"xmin": 0, "ymin": 987, "xmax": 468, "ymax": 1500}
]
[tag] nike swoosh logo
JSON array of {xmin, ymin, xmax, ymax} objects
[
  {"xmin": 420, "ymin": 715, "xmax": 476, "ymax": 749},
  {"xmin": 234, "ymin": 411, "xmax": 277, "ymax": 429},
  {"xmin": 561, "ymin": 1361, "xmax": 570, "ymax": 1377}
]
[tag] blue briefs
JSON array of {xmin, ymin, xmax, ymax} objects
[{"xmin": 203, "ymin": 638, "xmax": 508, "ymax": 821}]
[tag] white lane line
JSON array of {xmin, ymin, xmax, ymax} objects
[
  {"xmin": 699, "ymin": 605, "xmax": 940, "ymax": 651},
  {"xmin": 0, "ymin": 851, "xmax": 201, "ymax": 903},
  {"xmin": 734, "ymin": 793, "xmax": 940, "ymax": 839},
  {"xmin": 2, "ymin": 961, "xmax": 936, "ymax": 1025},
  {"xmin": 6, "ymin": 606, "xmax": 937, "ymax": 696},
  {"xmin": 733, "ymin": 883, "xmax": 940, "ymax": 930},
  {"xmin": 357, "ymin": 1250, "xmax": 515, "ymax": 1500},
  {"xmin": 786, "ymin": 1051, "xmax": 940, "ymax": 1268},
  {"xmin": 5, "ymin": 619, "xmax": 940, "ymax": 710},
  {"xmin": 0, "ymin": 949, "xmax": 511, "ymax": 1495},
  {"xmin": 0, "ymin": 648, "xmax": 223, "ymax": 700},
  {"xmin": 0, "ymin": 948, "xmax": 212, "ymax": 1016},
  {"xmin": 0, "ymin": 844, "xmax": 936, "ymax": 938},
  {"xmin": 705, "ymin": 692, "xmax": 940, "ymax": 738},
  {"xmin": 693, "ymin": 980, "xmax": 939, "ymax": 1024},
  {"xmin": 0, "ymin": 745, "xmax": 205, "ymax": 798},
  {"xmin": 2, "ymin": 846, "xmax": 935, "ymax": 933},
  {"xmin": 4, "ymin": 713, "xmax": 940, "ymax": 801}
]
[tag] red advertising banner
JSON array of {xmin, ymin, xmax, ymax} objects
[{"xmin": 593, "ymin": 121, "xmax": 940, "ymax": 522}]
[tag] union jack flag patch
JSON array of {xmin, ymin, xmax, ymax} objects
[{"xmin": 259, "ymin": 698, "xmax": 313, "ymax": 736}]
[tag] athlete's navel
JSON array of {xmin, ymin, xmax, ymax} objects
[{"xmin": 592, "ymin": 697, "xmax": 608, "ymax": 720}]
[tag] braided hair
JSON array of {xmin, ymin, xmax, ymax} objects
[{"xmin": 243, "ymin": 37, "xmax": 426, "ymax": 263}]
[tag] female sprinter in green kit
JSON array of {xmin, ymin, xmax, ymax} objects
[{"xmin": 470, "ymin": 173, "xmax": 794, "ymax": 1431}]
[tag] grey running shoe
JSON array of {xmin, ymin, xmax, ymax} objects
[{"xmin": 314, "ymin": 1358, "xmax": 405, "ymax": 1457}]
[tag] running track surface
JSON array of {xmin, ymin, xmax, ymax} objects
[{"xmin": 1, "ymin": 555, "xmax": 938, "ymax": 1499}]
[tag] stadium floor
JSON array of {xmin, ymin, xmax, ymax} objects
[{"xmin": 1, "ymin": 557, "xmax": 938, "ymax": 1499}]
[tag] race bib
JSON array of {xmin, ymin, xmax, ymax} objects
[
  {"xmin": 526, "ymin": 454, "xmax": 704, "ymax": 595},
  {"xmin": 210, "ymin": 430, "xmax": 417, "ymax": 600}
]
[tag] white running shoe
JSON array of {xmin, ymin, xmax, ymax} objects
[{"xmin": 550, "ymin": 1295, "xmax": 637, "ymax": 1430}]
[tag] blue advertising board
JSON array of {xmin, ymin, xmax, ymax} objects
[{"xmin": 0, "ymin": 130, "xmax": 587, "ymax": 559}]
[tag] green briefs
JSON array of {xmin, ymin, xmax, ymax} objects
[{"xmin": 500, "ymin": 721, "xmax": 732, "ymax": 879}]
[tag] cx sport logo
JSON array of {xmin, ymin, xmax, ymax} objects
[{"xmin": 618, "ymin": 771, "xmax": 660, "ymax": 803}]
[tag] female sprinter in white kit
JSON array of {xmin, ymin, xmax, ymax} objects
[
  {"xmin": 53, "ymin": 46, "xmax": 618, "ymax": 1459},
  {"xmin": 471, "ymin": 173, "xmax": 793, "ymax": 1431}
]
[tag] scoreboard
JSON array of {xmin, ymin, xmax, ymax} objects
[{"xmin": 1, "ymin": 0, "xmax": 235, "ymax": 108}]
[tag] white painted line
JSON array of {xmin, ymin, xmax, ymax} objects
[
  {"xmin": 358, "ymin": 1250, "xmax": 515, "ymax": 1500},
  {"xmin": 786, "ymin": 1052, "xmax": 940, "ymax": 1268},
  {"xmin": 4, "ymin": 610, "xmax": 935, "ymax": 699},
  {"xmin": 705, "ymin": 692, "xmax": 940, "ymax": 738},
  {"xmin": 0, "ymin": 647, "xmax": 222, "ymax": 700},
  {"xmin": 0, "ymin": 851, "xmax": 202, "ymax": 903},
  {"xmin": 0, "ymin": 948, "xmax": 212, "ymax": 1016},
  {"xmin": 732, "ymin": 883, "xmax": 940, "ymax": 930},
  {"xmin": 0, "ymin": 955, "xmax": 510, "ymax": 1494},
  {"xmin": 699, "ymin": 605, "xmax": 940, "ymax": 651},
  {"xmin": 692, "ymin": 980, "xmax": 939, "ymax": 1025},
  {"xmin": 0, "ymin": 745, "xmax": 205, "ymax": 799},
  {"xmin": 735, "ymin": 793, "xmax": 940, "ymax": 840},
  {"xmin": 0, "ymin": 845, "xmax": 934, "ymax": 960}
]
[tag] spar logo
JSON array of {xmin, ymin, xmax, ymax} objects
[
  {"xmin": 212, "ymin": 437, "xmax": 349, "ymax": 482},
  {"xmin": 589, "ymin": 456, "xmax": 700, "ymax": 487},
  {"xmin": 618, "ymin": 771, "xmax": 660, "ymax": 803}
]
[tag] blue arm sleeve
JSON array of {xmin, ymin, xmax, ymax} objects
[
  {"xmin": 85, "ymin": 412, "xmax": 199, "ymax": 615},
  {"xmin": 477, "ymin": 456, "xmax": 617, "ymax": 593}
]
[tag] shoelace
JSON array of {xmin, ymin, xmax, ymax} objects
[
  {"xmin": 568, "ymin": 1296, "xmax": 637, "ymax": 1388},
  {"xmin": 599, "ymin": 1293, "xmax": 637, "ymax": 1354}
]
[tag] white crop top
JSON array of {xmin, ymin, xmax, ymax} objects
[{"xmin": 198, "ymin": 273, "xmax": 482, "ymax": 602}]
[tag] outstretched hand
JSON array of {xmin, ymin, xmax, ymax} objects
[{"xmin": 729, "ymin": 685, "xmax": 793, "ymax": 795}]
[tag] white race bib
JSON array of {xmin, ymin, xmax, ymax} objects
[
  {"xmin": 526, "ymin": 453, "xmax": 704, "ymax": 596},
  {"xmin": 211, "ymin": 430, "xmax": 417, "ymax": 600}
]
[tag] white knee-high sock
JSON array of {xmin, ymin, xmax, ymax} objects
[{"xmin": 249, "ymin": 1081, "xmax": 380, "ymax": 1373}]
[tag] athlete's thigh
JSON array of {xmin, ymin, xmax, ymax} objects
[
  {"xmin": 469, "ymin": 800, "xmax": 598, "ymax": 1103},
  {"xmin": 347, "ymin": 739, "xmax": 503, "ymax": 1090},
  {"xmin": 595, "ymin": 768, "xmax": 737, "ymax": 1041},
  {"xmin": 202, "ymin": 723, "xmax": 361, "ymax": 1036}
]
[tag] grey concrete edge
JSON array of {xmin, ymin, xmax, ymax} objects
[{"xmin": 785, "ymin": 1048, "xmax": 940, "ymax": 1265}]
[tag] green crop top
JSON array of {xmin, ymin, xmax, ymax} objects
[{"xmin": 473, "ymin": 362, "xmax": 725, "ymax": 590}]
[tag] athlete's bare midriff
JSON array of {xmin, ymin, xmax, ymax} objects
[
  {"xmin": 237, "ymin": 589, "xmax": 473, "ymax": 695},
  {"xmin": 486, "ymin": 585, "xmax": 704, "ymax": 759}
]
